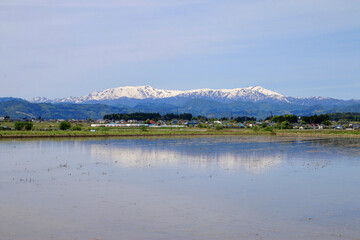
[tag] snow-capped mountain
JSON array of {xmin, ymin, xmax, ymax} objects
[
  {"xmin": 29, "ymin": 85, "xmax": 289, "ymax": 103},
  {"xmin": 28, "ymin": 85, "xmax": 359, "ymax": 107},
  {"xmin": 2, "ymin": 85, "xmax": 358, "ymax": 120}
]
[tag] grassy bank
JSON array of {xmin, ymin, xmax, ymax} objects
[
  {"xmin": 1, "ymin": 127, "xmax": 360, "ymax": 138},
  {"xmin": 0, "ymin": 128, "xmax": 267, "ymax": 138}
]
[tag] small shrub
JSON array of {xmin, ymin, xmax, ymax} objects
[
  {"xmin": 98, "ymin": 127, "xmax": 109, "ymax": 131},
  {"xmin": 262, "ymin": 126, "xmax": 274, "ymax": 132},
  {"xmin": 252, "ymin": 125, "xmax": 260, "ymax": 131},
  {"xmin": 59, "ymin": 121, "xmax": 71, "ymax": 130},
  {"xmin": 14, "ymin": 122, "xmax": 25, "ymax": 130},
  {"xmin": 72, "ymin": 125, "xmax": 82, "ymax": 131},
  {"xmin": 24, "ymin": 122, "xmax": 33, "ymax": 131},
  {"xmin": 140, "ymin": 125, "xmax": 148, "ymax": 132},
  {"xmin": 215, "ymin": 125, "xmax": 223, "ymax": 130},
  {"xmin": 14, "ymin": 122, "xmax": 33, "ymax": 131},
  {"xmin": 198, "ymin": 123, "xmax": 207, "ymax": 128}
]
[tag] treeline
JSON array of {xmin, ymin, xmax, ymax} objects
[
  {"xmin": 234, "ymin": 116, "xmax": 256, "ymax": 122},
  {"xmin": 104, "ymin": 112, "xmax": 360, "ymax": 123},
  {"xmin": 103, "ymin": 112, "xmax": 193, "ymax": 121},
  {"xmin": 162, "ymin": 113, "xmax": 193, "ymax": 121},
  {"xmin": 271, "ymin": 114, "xmax": 298, "ymax": 123},
  {"xmin": 328, "ymin": 112, "xmax": 360, "ymax": 121},
  {"xmin": 271, "ymin": 114, "xmax": 330, "ymax": 124},
  {"xmin": 103, "ymin": 112, "xmax": 257, "ymax": 122},
  {"xmin": 194, "ymin": 116, "xmax": 256, "ymax": 122},
  {"xmin": 302, "ymin": 114, "xmax": 330, "ymax": 124}
]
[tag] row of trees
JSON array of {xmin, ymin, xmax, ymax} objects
[
  {"xmin": 12, "ymin": 121, "xmax": 80, "ymax": 131},
  {"xmin": 234, "ymin": 116, "xmax": 257, "ymax": 122},
  {"xmin": 103, "ymin": 112, "xmax": 209, "ymax": 121},
  {"xmin": 328, "ymin": 112, "xmax": 360, "ymax": 121},
  {"xmin": 162, "ymin": 113, "xmax": 193, "ymax": 121},
  {"xmin": 103, "ymin": 112, "xmax": 259, "ymax": 122},
  {"xmin": 301, "ymin": 114, "xmax": 330, "ymax": 124},
  {"xmin": 104, "ymin": 113, "xmax": 163, "ymax": 121},
  {"xmin": 271, "ymin": 114, "xmax": 331, "ymax": 124},
  {"xmin": 271, "ymin": 114, "xmax": 298, "ymax": 123}
]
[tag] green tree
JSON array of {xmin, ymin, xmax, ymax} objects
[
  {"xmin": 322, "ymin": 120, "xmax": 332, "ymax": 126},
  {"xmin": 24, "ymin": 122, "xmax": 33, "ymax": 131},
  {"xmin": 272, "ymin": 114, "xmax": 298, "ymax": 123},
  {"xmin": 144, "ymin": 119, "xmax": 151, "ymax": 124},
  {"xmin": 14, "ymin": 122, "xmax": 24, "ymax": 130},
  {"xmin": 59, "ymin": 121, "xmax": 71, "ymax": 130},
  {"xmin": 14, "ymin": 121, "xmax": 33, "ymax": 131},
  {"xmin": 281, "ymin": 120, "xmax": 291, "ymax": 129}
]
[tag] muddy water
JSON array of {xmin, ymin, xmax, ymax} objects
[{"xmin": 0, "ymin": 136, "xmax": 360, "ymax": 240}]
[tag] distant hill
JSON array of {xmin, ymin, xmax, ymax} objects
[
  {"xmin": 1, "ymin": 99, "xmax": 360, "ymax": 120},
  {"xmin": 0, "ymin": 100, "xmax": 128, "ymax": 119},
  {"xmin": 0, "ymin": 97, "xmax": 23, "ymax": 103}
]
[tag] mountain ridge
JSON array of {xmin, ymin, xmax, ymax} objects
[
  {"xmin": 28, "ymin": 85, "xmax": 288, "ymax": 103},
  {"xmin": 0, "ymin": 85, "xmax": 355, "ymax": 119},
  {"xmin": 28, "ymin": 85, "xmax": 360, "ymax": 111},
  {"xmin": 28, "ymin": 85, "xmax": 359, "ymax": 107}
]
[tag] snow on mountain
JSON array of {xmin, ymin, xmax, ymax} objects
[
  {"xmin": 29, "ymin": 85, "xmax": 289, "ymax": 103},
  {"xmin": 81, "ymin": 85, "xmax": 182, "ymax": 101},
  {"xmin": 29, "ymin": 97, "xmax": 52, "ymax": 103}
]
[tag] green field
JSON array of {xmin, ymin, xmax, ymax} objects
[{"xmin": 1, "ymin": 123, "xmax": 360, "ymax": 138}]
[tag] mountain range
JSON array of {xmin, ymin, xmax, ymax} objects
[
  {"xmin": 29, "ymin": 85, "xmax": 359, "ymax": 107},
  {"xmin": 0, "ymin": 85, "xmax": 359, "ymax": 119}
]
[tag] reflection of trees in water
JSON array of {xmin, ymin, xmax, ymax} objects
[
  {"xmin": 87, "ymin": 137, "xmax": 360, "ymax": 172},
  {"xmin": 295, "ymin": 138, "xmax": 360, "ymax": 156},
  {"xmin": 89, "ymin": 143, "xmax": 284, "ymax": 173},
  {"xmin": 12, "ymin": 136, "xmax": 358, "ymax": 173}
]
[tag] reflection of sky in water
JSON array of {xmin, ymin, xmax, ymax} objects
[
  {"xmin": 86, "ymin": 136, "xmax": 360, "ymax": 173},
  {"xmin": 88, "ymin": 142, "xmax": 284, "ymax": 173},
  {"xmin": 1, "ymin": 136, "xmax": 360, "ymax": 240}
]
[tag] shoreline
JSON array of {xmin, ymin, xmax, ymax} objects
[{"xmin": 1, "ymin": 129, "xmax": 360, "ymax": 139}]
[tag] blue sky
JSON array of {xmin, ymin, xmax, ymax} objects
[{"xmin": 1, "ymin": 0, "xmax": 359, "ymax": 99}]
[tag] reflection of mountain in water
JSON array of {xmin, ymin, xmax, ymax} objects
[
  {"xmin": 18, "ymin": 136, "xmax": 359, "ymax": 173},
  {"xmin": 88, "ymin": 139, "xmax": 285, "ymax": 173},
  {"xmin": 85, "ymin": 136, "xmax": 360, "ymax": 173}
]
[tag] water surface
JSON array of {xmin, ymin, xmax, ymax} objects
[{"xmin": 1, "ymin": 136, "xmax": 360, "ymax": 240}]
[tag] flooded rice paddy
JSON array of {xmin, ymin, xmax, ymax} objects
[{"xmin": 1, "ymin": 136, "xmax": 360, "ymax": 240}]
